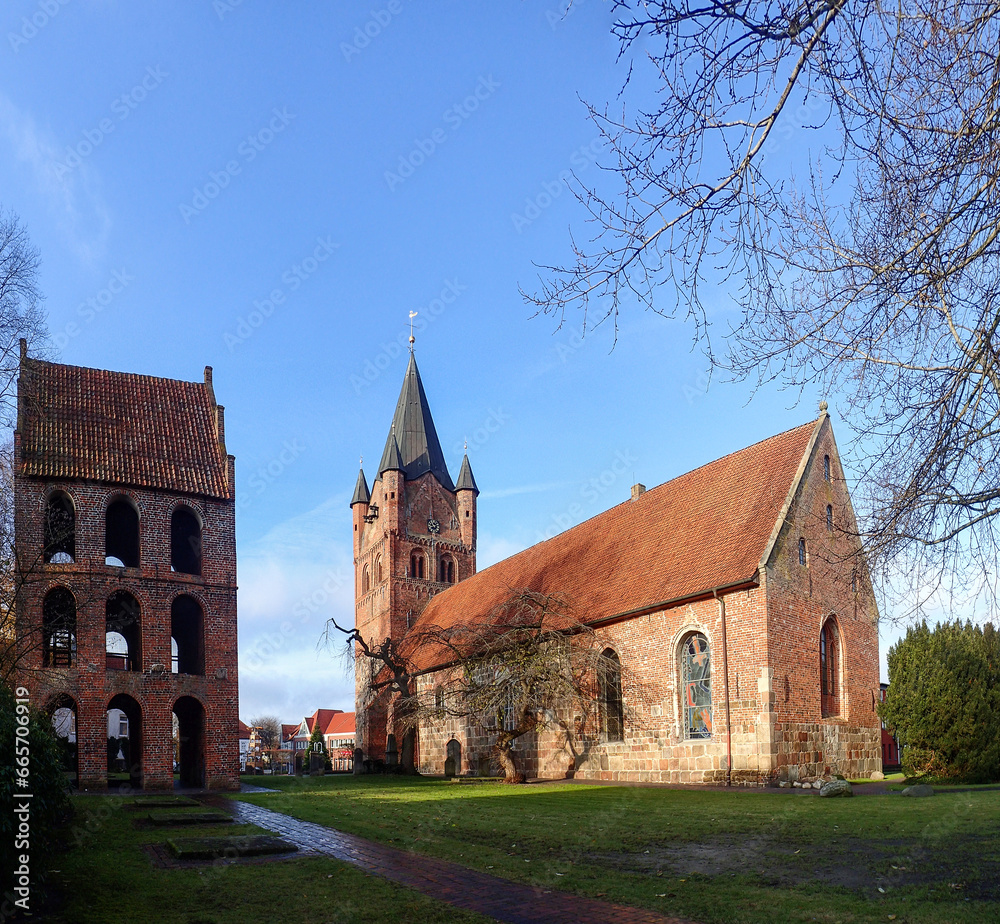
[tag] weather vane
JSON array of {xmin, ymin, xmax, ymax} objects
[{"xmin": 409, "ymin": 311, "xmax": 418, "ymax": 350}]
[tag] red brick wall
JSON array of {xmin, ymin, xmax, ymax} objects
[
  {"xmin": 761, "ymin": 418, "xmax": 881, "ymax": 780},
  {"xmin": 14, "ymin": 476, "xmax": 239, "ymax": 791}
]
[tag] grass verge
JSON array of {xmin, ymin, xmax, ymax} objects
[
  {"xmin": 234, "ymin": 773, "xmax": 1000, "ymax": 924},
  {"xmin": 41, "ymin": 792, "xmax": 494, "ymax": 924}
]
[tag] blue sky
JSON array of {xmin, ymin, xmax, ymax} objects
[{"xmin": 2, "ymin": 1, "xmax": 902, "ymax": 722}]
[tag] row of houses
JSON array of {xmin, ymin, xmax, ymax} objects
[{"xmin": 240, "ymin": 709, "xmax": 356, "ymax": 773}]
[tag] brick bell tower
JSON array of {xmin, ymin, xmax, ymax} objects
[{"xmin": 351, "ymin": 345, "xmax": 478, "ymax": 761}]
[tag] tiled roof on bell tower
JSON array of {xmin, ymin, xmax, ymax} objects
[
  {"xmin": 17, "ymin": 353, "xmax": 232, "ymax": 500},
  {"xmin": 377, "ymin": 353, "xmax": 454, "ymax": 490}
]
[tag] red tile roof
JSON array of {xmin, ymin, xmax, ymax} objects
[
  {"xmin": 323, "ymin": 712, "xmax": 355, "ymax": 736},
  {"xmin": 410, "ymin": 419, "xmax": 820, "ymax": 668},
  {"xmin": 281, "ymin": 723, "xmax": 300, "ymax": 743},
  {"xmin": 307, "ymin": 708, "xmax": 343, "ymax": 735},
  {"xmin": 238, "ymin": 720, "xmax": 251, "ymax": 739},
  {"xmin": 17, "ymin": 357, "xmax": 231, "ymax": 499}
]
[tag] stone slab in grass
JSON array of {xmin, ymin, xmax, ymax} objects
[
  {"xmin": 131, "ymin": 796, "xmax": 201, "ymax": 808},
  {"xmin": 167, "ymin": 834, "xmax": 298, "ymax": 861},
  {"xmin": 147, "ymin": 811, "xmax": 233, "ymax": 826}
]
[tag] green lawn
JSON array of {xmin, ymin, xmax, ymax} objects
[
  {"xmin": 41, "ymin": 792, "xmax": 493, "ymax": 924},
  {"xmin": 234, "ymin": 774, "xmax": 1000, "ymax": 924}
]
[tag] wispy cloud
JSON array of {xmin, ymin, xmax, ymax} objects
[{"xmin": 0, "ymin": 92, "xmax": 110, "ymax": 263}]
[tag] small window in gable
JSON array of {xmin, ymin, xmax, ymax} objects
[
  {"xmin": 824, "ymin": 454, "xmax": 831, "ymax": 481},
  {"xmin": 798, "ymin": 537, "xmax": 807, "ymax": 566},
  {"xmin": 826, "ymin": 505, "xmax": 833, "ymax": 531}
]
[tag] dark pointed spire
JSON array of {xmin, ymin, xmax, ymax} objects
[
  {"xmin": 455, "ymin": 454, "xmax": 479, "ymax": 495},
  {"xmin": 379, "ymin": 427, "xmax": 405, "ymax": 475},
  {"xmin": 377, "ymin": 353, "xmax": 454, "ymax": 489},
  {"xmin": 350, "ymin": 467, "xmax": 371, "ymax": 506}
]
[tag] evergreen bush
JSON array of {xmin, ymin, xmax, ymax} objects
[{"xmin": 880, "ymin": 621, "xmax": 1000, "ymax": 782}]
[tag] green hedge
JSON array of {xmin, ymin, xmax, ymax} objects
[{"xmin": 880, "ymin": 620, "xmax": 1000, "ymax": 782}]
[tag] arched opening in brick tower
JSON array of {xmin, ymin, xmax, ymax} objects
[
  {"xmin": 171, "ymin": 506, "xmax": 202, "ymax": 575},
  {"xmin": 171, "ymin": 595, "xmax": 205, "ymax": 675},
  {"xmin": 105, "ymin": 496, "xmax": 140, "ymax": 567},
  {"xmin": 173, "ymin": 696, "xmax": 206, "ymax": 789},
  {"xmin": 44, "ymin": 491, "xmax": 76, "ymax": 563},
  {"xmin": 106, "ymin": 591, "xmax": 141, "ymax": 672},
  {"xmin": 42, "ymin": 587, "xmax": 77, "ymax": 668},
  {"xmin": 107, "ymin": 693, "xmax": 143, "ymax": 790},
  {"xmin": 48, "ymin": 693, "xmax": 78, "ymax": 789}
]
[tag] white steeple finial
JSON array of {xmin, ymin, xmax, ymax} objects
[{"xmin": 409, "ymin": 311, "xmax": 418, "ymax": 350}]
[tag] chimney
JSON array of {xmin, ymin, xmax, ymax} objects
[
  {"xmin": 631, "ymin": 483, "xmax": 646, "ymax": 502},
  {"xmin": 204, "ymin": 365, "xmax": 213, "ymax": 385}
]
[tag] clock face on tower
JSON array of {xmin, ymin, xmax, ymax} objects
[{"xmin": 427, "ymin": 517, "xmax": 441, "ymax": 534}]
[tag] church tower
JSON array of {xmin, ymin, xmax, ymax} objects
[{"xmin": 351, "ymin": 349, "xmax": 478, "ymax": 760}]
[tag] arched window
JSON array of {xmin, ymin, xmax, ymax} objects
[
  {"xmin": 438, "ymin": 554, "xmax": 455, "ymax": 583},
  {"xmin": 410, "ymin": 551, "xmax": 425, "ymax": 579},
  {"xmin": 106, "ymin": 591, "xmax": 141, "ymax": 672},
  {"xmin": 43, "ymin": 587, "xmax": 76, "ymax": 667},
  {"xmin": 826, "ymin": 505, "xmax": 833, "ymax": 531},
  {"xmin": 599, "ymin": 649, "xmax": 624, "ymax": 741},
  {"xmin": 798, "ymin": 537, "xmax": 807, "ymax": 566},
  {"xmin": 105, "ymin": 497, "xmax": 139, "ymax": 568},
  {"xmin": 375, "ymin": 555, "xmax": 383, "ymax": 583},
  {"xmin": 44, "ymin": 492, "xmax": 75, "ymax": 563},
  {"xmin": 361, "ymin": 564, "xmax": 370, "ymax": 594},
  {"xmin": 171, "ymin": 595, "xmax": 205, "ymax": 675},
  {"xmin": 824, "ymin": 454, "xmax": 831, "ymax": 481},
  {"xmin": 821, "ymin": 619, "xmax": 840, "ymax": 717},
  {"xmin": 171, "ymin": 506, "xmax": 202, "ymax": 575},
  {"xmin": 681, "ymin": 633, "xmax": 712, "ymax": 739}
]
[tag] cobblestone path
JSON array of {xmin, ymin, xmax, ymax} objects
[{"xmin": 231, "ymin": 799, "xmax": 696, "ymax": 924}]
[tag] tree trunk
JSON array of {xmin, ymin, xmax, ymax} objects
[{"xmin": 494, "ymin": 733, "xmax": 525, "ymax": 784}]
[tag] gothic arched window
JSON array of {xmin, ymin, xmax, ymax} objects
[
  {"xmin": 599, "ymin": 649, "xmax": 624, "ymax": 741},
  {"xmin": 681, "ymin": 633, "xmax": 712, "ymax": 739},
  {"xmin": 361, "ymin": 564, "xmax": 370, "ymax": 594},
  {"xmin": 821, "ymin": 619, "xmax": 840, "ymax": 717}
]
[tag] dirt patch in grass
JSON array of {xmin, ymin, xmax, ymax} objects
[{"xmin": 591, "ymin": 832, "xmax": 1000, "ymax": 901}]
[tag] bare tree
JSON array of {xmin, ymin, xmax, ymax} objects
[
  {"xmin": 524, "ymin": 2, "xmax": 1000, "ymax": 616},
  {"xmin": 330, "ymin": 591, "xmax": 621, "ymax": 783},
  {"xmin": 248, "ymin": 714, "xmax": 281, "ymax": 769}
]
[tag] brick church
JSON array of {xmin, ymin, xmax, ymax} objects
[
  {"xmin": 353, "ymin": 350, "xmax": 882, "ymax": 784},
  {"xmin": 13, "ymin": 343, "xmax": 239, "ymax": 791}
]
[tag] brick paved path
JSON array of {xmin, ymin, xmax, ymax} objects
[{"xmin": 231, "ymin": 800, "xmax": 695, "ymax": 924}]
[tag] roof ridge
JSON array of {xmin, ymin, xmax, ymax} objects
[{"xmin": 24, "ymin": 356, "xmax": 211, "ymax": 390}]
